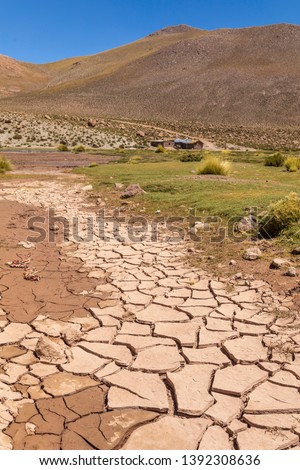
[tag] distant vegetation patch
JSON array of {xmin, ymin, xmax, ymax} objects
[
  {"xmin": 0, "ymin": 156, "xmax": 12, "ymax": 173},
  {"xmin": 180, "ymin": 152, "xmax": 203, "ymax": 162},
  {"xmin": 264, "ymin": 152, "xmax": 285, "ymax": 167},
  {"xmin": 128, "ymin": 156, "xmax": 142, "ymax": 164},
  {"xmin": 57, "ymin": 144, "xmax": 69, "ymax": 152}
]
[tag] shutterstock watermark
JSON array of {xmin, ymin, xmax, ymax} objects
[{"xmin": 26, "ymin": 207, "xmax": 264, "ymax": 245}]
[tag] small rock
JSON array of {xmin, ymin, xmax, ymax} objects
[
  {"xmin": 18, "ymin": 241, "xmax": 35, "ymax": 249},
  {"xmin": 121, "ymin": 184, "xmax": 146, "ymax": 198},
  {"xmin": 189, "ymin": 222, "xmax": 210, "ymax": 234},
  {"xmin": 25, "ymin": 422, "xmax": 37, "ymax": 435},
  {"xmin": 35, "ymin": 336, "xmax": 69, "ymax": 364},
  {"xmin": 236, "ymin": 215, "xmax": 257, "ymax": 233},
  {"xmin": 87, "ymin": 119, "xmax": 97, "ymax": 127},
  {"xmin": 49, "ymin": 224, "xmax": 59, "ymax": 233},
  {"xmin": 115, "ymin": 183, "xmax": 124, "ymax": 190},
  {"xmin": 291, "ymin": 247, "xmax": 300, "ymax": 255},
  {"xmin": 270, "ymin": 258, "xmax": 290, "ymax": 269},
  {"xmin": 136, "ymin": 130, "xmax": 145, "ymax": 137},
  {"xmin": 234, "ymin": 272, "xmax": 243, "ymax": 279},
  {"xmin": 243, "ymin": 247, "xmax": 262, "ymax": 261},
  {"xmin": 285, "ymin": 267, "xmax": 298, "ymax": 277},
  {"xmin": 63, "ymin": 324, "xmax": 83, "ymax": 345},
  {"xmin": 229, "ymin": 260, "xmax": 237, "ymax": 266},
  {"xmin": 82, "ymin": 185, "xmax": 93, "ymax": 191}
]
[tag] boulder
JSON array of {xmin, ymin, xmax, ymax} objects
[
  {"xmin": 121, "ymin": 184, "xmax": 146, "ymax": 199},
  {"xmin": 270, "ymin": 258, "xmax": 291, "ymax": 269},
  {"xmin": 243, "ymin": 247, "xmax": 262, "ymax": 261}
]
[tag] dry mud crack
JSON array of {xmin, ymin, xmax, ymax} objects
[{"xmin": 0, "ymin": 180, "xmax": 300, "ymax": 450}]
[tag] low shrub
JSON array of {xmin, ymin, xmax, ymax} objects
[
  {"xmin": 197, "ymin": 156, "xmax": 230, "ymax": 176},
  {"xmin": 285, "ymin": 156, "xmax": 300, "ymax": 172},
  {"xmin": 155, "ymin": 145, "xmax": 165, "ymax": 153},
  {"xmin": 128, "ymin": 156, "xmax": 142, "ymax": 164},
  {"xmin": 73, "ymin": 145, "xmax": 85, "ymax": 153},
  {"xmin": 264, "ymin": 152, "xmax": 285, "ymax": 167},
  {"xmin": 57, "ymin": 144, "xmax": 68, "ymax": 152},
  {"xmin": 180, "ymin": 153, "xmax": 203, "ymax": 162},
  {"xmin": 260, "ymin": 192, "xmax": 300, "ymax": 237},
  {"xmin": 0, "ymin": 156, "xmax": 12, "ymax": 173}
]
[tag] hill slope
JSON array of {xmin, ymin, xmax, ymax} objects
[
  {"xmin": 0, "ymin": 55, "xmax": 49, "ymax": 96},
  {"xmin": 0, "ymin": 24, "xmax": 300, "ymax": 127}
]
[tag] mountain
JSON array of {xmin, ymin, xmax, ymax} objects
[
  {"xmin": 0, "ymin": 55, "xmax": 48, "ymax": 96},
  {"xmin": 0, "ymin": 24, "xmax": 300, "ymax": 127}
]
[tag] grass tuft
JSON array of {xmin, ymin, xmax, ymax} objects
[
  {"xmin": 0, "ymin": 156, "xmax": 13, "ymax": 173},
  {"xmin": 265, "ymin": 152, "xmax": 285, "ymax": 167},
  {"xmin": 197, "ymin": 156, "xmax": 230, "ymax": 176},
  {"xmin": 285, "ymin": 156, "xmax": 300, "ymax": 172},
  {"xmin": 155, "ymin": 145, "xmax": 165, "ymax": 153},
  {"xmin": 73, "ymin": 145, "xmax": 85, "ymax": 154}
]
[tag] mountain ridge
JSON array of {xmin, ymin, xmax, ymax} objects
[{"xmin": 0, "ymin": 23, "xmax": 299, "ymax": 127}]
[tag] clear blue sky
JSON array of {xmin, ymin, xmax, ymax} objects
[{"xmin": 1, "ymin": 0, "xmax": 300, "ymax": 63}]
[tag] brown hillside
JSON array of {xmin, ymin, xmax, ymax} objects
[
  {"xmin": 0, "ymin": 55, "xmax": 49, "ymax": 96},
  {"xmin": 0, "ymin": 24, "xmax": 299, "ymax": 127}
]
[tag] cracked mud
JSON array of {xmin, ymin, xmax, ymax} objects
[{"xmin": 0, "ymin": 180, "xmax": 300, "ymax": 450}]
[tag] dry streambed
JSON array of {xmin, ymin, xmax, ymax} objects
[{"xmin": 0, "ymin": 180, "xmax": 299, "ymax": 450}]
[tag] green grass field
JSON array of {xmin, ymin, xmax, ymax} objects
[{"xmin": 74, "ymin": 150, "xmax": 300, "ymax": 224}]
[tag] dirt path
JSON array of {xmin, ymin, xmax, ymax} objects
[
  {"xmin": 0, "ymin": 179, "xmax": 300, "ymax": 450},
  {"xmin": 110, "ymin": 119, "xmax": 220, "ymax": 150}
]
